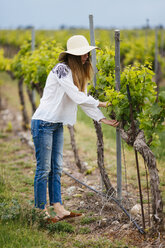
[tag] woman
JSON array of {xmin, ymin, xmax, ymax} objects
[{"xmin": 31, "ymin": 35, "xmax": 119, "ymax": 222}]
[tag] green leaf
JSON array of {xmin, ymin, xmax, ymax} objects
[{"xmin": 150, "ymin": 103, "xmax": 162, "ymax": 116}]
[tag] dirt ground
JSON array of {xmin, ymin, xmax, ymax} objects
[{"xmin": 0, "ymin": 97, "xmax": 165, "ymax": 248}]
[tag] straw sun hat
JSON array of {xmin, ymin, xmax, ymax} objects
[{"xmin": 59, "ymin": 35, "xmax": 99, "ymax": 61}]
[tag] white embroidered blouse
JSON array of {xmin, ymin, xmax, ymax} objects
[{"xmin": 32, "ymin": 63, "xmax": 105, "ymax": 125}]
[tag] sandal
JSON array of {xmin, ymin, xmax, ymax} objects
[
  {"xmin": 42, "ymin": 210, "xmax": 61, "ymax": 223},
  {"xmin": 60, "ymin": 212, "xmax": 82, "ymax": 220},
  {"xmin": 46, "ymin": 216, "xmax": 60, "ymax": 223},
  {"xmin": 41, "ymin": 210, "xmax": 51, "ymax": 219}
]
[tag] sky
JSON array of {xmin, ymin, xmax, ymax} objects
[{"xmin": 0, "ymin": 0, "xmax": 164, "ymax": 30}]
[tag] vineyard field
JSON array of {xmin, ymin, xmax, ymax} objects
[{"xmin": 0, "ymin": 28, "xmax": 165, "ymax": 247}]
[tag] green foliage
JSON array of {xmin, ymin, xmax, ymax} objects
[
  {"xmin": 23, "ymin": 40, "xmax": 62, "ymax": 88},
  {"xmin": 120, "ymin": 37, "xmax": 155, "ymax": 66},
  {"xmin": 1, "ymin": 30, "xmax": 165, "ymax": 151},
  {"xmin": 89, "ymin": 48, "xmax": 165, "ymax": 148},
  {"xmin": 0, "ymin": 49, "xmax": 12, "ymax": 71},
  {"xmin": 0, "ymin": 30, "xmax": 31, "ymax": 48},
  {"xmin": 11, "ymin": 41, "xmax": 31, "ymax": 79},
  {"xmin": 11, "ymin": 39, "xmax": 63, "ymax": 90},
  {"xmin": 139, "ymin": 90, "xmax": 165, "ymax": 147}
]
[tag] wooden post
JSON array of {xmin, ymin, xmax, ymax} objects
[
  {"xmin": 145, "ymin": 19, "xmax": 149, "ymax": 51},
  {"xmin": 89, "ymin": 14, "xmax": 103, "ymax": 190},
  {"xmin": 67, "ymin": 125, "xmax": 84, "ymax": 172},
  {"xmin": 31, "ymin": 27, "xmax": 36, "ymax": 110},
  {"xmin": 89, "ymin": 14, "xmax": 97, "ymax": 87},
  {"xmin": 89, "ymin": 14, "xmax": 115, "ymax": 195},
  {"xmin": 25, "ymin": 26, "xmax": 37, "ymax": 113},
  {"xmin": 155, "ymin": 27, "xmax": 159, "ymax": 98},
  {"xmin": 155, "ymin": 27, "xmax": 158, "ymax": 75},
  {"xmin": 115, "ymin": 30, "xmax": 122, "ymax": 202},
  {"xmin": 161, "ymin": 28, "xmax": 164, "ymax": 57},
  {"xmin": 31, "ymin": 26, "xmax": 35, "ymax": 51},
  {"xmin": 18, "ymin": 78, "xmax": 29, "ymax": 130}
]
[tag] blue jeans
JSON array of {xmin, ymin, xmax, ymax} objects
[{"xmin": 31, "ymin": 119, "xmax": 64, "ymax": 209}]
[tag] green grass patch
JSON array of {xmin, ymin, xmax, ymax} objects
[
  {"xmin": 22, "ymin": 177, "xmax": 34, "ymax": 186},
  {"xmin": 0, "ymin": 198, "xmax": 20, "ymax": 221},
  {"xmin": 78, "ymin": 227, "xmax": 91, "ymax": 234},
  {"xmin": 86, "ymin": 192, "xmax": 95, "ymax": 197},
  {"xmin": 80, "ymin": 216, "xmax": 98, "ymax": 225},
  {"xmin": 47, "ymin": 221, "xmax": 75, "ymax": 234},
  {"xmin": 64, "ymin": 196, "xmax": 71, "ymax": 201},
  {"xmin": 0, "ymin": 131, "xmax": 8, "ymax": 139},
  {"xmin": 73, "ymin": 238, "xmax": 133, "ymax": 248},
  {"xmin": 0, "ymin": 221, "xmax": 62, "ymax": 248}
]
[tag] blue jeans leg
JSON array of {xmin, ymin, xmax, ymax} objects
[
  {"xmin": 49, "ymin": 124, "xmax": 63, "ymax": 205},
  {"xmin": 31, "ymin": 120, "xmax": 63, "ymax": 209}
]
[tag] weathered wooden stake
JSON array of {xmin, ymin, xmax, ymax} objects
[
  {"xmin": 161, "ymin": 28, "xmax": 164, "ymax": 57},
  {"xmin": 115, "ymin": 30, "xmax": 122, "ymax": 202},
  {"xmin": 89, "ymin": 14, "xmax": 115, "ymax": 194},
  {"xmin": 18, "ymin": 78, "xmax": 29, "ymax": 130},
  {"xmin": 145, "ymin": 19, "xmax": 149, "ymax": 51},
  {"xmin": 89, "ymin": 14, "xmax": 97, "ymax": 87},
  {"xmin": 155, "ymin": 27, "xmax": 159, "ymax": 97},
  {"xmin": 31, "ymin": 26, "xmax": 36, "ymax": 112},
  {"xmin": 67, "ymin": 125, "xmax": 84, "ymax": 172}
]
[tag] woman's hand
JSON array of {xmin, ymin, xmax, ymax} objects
[
  {"xmin": 100, "ymin": 118, "xmax": 119, "ymax": 127},
  {"xmin": 99, "ymin": 101, "xmax": 111, "ymax": 108}
]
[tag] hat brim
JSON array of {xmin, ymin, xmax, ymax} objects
[{"xmin": 59, "ymin": 45, "xmax": 99, "ymax": 61}]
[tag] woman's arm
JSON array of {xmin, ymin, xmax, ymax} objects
[
  {"xmin": 98, "ymin": 101, "xmax": 111, "ymax": 108},
  {"xmin": 98, "ymin": 102, "xmax": 119, "ymax": 127},
  {"xmin": 100, "ymin": 118, "xmax": 119, "ymax": 127},
  {"xmin": 52, "ymin": 64, "xmax": 118, "ymax": 126},
  {"xmin": 53, "ymin": 64, "xmax": 99, "ymax": 107}
]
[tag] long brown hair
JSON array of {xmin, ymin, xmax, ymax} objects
[{"xmin": 59, "ymin": 54, "xmax": 93, "ymax": 92}]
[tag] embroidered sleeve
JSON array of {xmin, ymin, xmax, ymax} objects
[
  {"xmin": 52, "ymin": 63, "xmax": 99, "ymax": 108},
  {"xmin": 52, "ymin": 63, "xmax": 70, "ymax": 79}
]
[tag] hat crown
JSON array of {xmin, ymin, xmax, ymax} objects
[{"xmin": 67, "ymin": 35, "xmax": 89, "ymax": 51}]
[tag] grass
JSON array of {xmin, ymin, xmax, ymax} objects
[
  {"xmin": 80, "ymin": 216, "xmax": 98, "ymax": 225},
  {"xmin": 47, "ymin": 222, "xmax": 75, "ymax": 233},
  {"xmin": 0, "ymin": 168, "xmax": 133, "ymax": 248},
  {"xmin": 0, "ymin": 220, "xmax": 135, "ymax": 248},
  {"xmin": 0, "ymin": 173, "xmax": 133, "ymax": 248},
  {"xmin": 0, "ymin": 222, "xmax": 56, "ymax": 248},
  {"xmin": 78, "ymin": 227, "xmax": 91, "ymax": 234}
]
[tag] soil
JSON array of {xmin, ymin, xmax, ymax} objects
[{"xmin": 0, "ymin": 97, "xmax": 165, "ymax": 248}]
